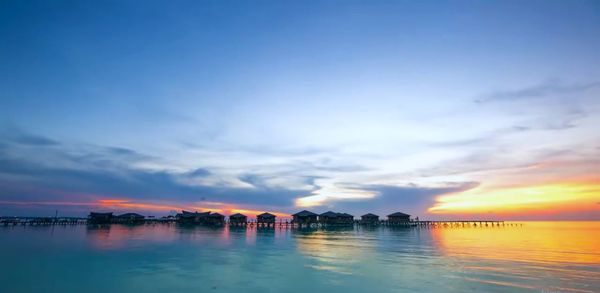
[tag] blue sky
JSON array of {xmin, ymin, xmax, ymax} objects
[{"xmin": 1, "ymin": 1, "xmax": 599, "ymax": 219}]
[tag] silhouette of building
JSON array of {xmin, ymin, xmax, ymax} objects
[
  {"xmin": 257, "ymin": 212, "xmax": 276, "ymax": 226},
  {"xmin": 229, "ymin": 213, "xmax": 247, "ymax": 225},
  {"xmin": 337, "ymin": 213, "xmax": 354, "ymax": 225},
  {"xmin": 207, "ymin": 212, "xmax": 225, "ymax": 225},
  {"xmin": 176, "ymin": 210, "xmax": 210, "ymax": 224},
  {"xmin": 292, "ymin": 210, "xmax": 318, "ymax": 225},
  {"xmin": 319, "ymin": 211, "xmax": 339, "ymax": 224},
  {"xmin": 88, "ymin": 212, "xmax": 113, "ymax": 224},
  {"xmin": 115, "ymin": 213, "xmax": 145, "ymax": 223},
  {"xmin": 387, "ymin": 212, "xmax": 411, "ymax": 224},
  {"xmin": 318, "ymin": 211, "xmax": 354, "ymax": 225},
  {"xmin": 361, "ymin": 213, "xmax": 379, "ymax": 224}
]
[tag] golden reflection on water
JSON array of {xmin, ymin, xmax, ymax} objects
[
  {"xmin": 86, "ymin": 224, "xmax": 179, "ymax": 249},
  {"xmin": 294, "ymin": 228, "xmax": 366, "ymax": 275},
  {"xmin": 431, "ymin": 221, "xmax": 600, "ymax": 265},
  {"xmin": 12, "ymin": 221, "xmax": 600, "ymax": 292},
  {"xmin": 431, "ymin": 222, "xmax": 600, "ymax": 292}
]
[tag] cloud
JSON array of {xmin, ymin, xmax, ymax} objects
[
  {"xmin": 0, "ymin": 127, "xmax": 58, "ymax": 146},
  {"xmin": 182, "ymin": 140, "xmax": 338, "ymax": 158},
  {"xmin": 0, "ymin": 132, "xmax": 316, "ymax": 213},
  {"xmin": 418, "ymin": 146, "xmax": 579, "ymax": 179},
  {"xmin": 186, "ymin": 168, "xmax": 211, "ymax": 177},
  {"xmin": 0, "ymin": 156, "xmax": 311, "ymax": 207},
  {"xmin": 430, "ymin": 125, "xmax": 531, "ymax": 148},
  {"xmin": 13, "ymin": 134, "xmax": 59, "ymax": 146},
  {"xmin": 106, "ymin": 146, "xmax": 139, "ymax": 156},
  {"xmin": 473, "ymin": 79, "xmax": 600, "ymax": 132},
  {"xmin": 475, "ymin": 80, "xmax": 600, "ymax": 103},
  {"xmin": 319, "ymin": 182, "xmax": 479, "ymax": 217}
]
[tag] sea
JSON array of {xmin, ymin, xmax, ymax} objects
[{"xmin": 0, "ymin": 221, "xmax": 598, "ymax": 293}]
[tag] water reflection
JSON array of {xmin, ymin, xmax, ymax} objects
[
  {"xmin": 294, "ymin": 227, "xmax": 366, "ymax": 275},
  {"xmin": 430, "ymin": 222, "xmax": 600, "ymax": 292},
  {"xmin": 2, "ymin": 222, "xmax": 598, "ymax": 293},
  {"xmin": 86, "ymin": 223, "xmax": 178, "ymax": 249},
  {"xmin": 431, "ymin": 221, "xmax": 600, "ymax": 264}
]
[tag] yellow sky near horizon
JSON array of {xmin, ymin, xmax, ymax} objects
[{"xmin": 428, "ymin": 180, "xmax": 600, "ymax": 216}]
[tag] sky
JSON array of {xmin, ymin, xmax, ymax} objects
[{"xmin": 0, "ymin": 0, "xmax": 599, "ymax": 220}]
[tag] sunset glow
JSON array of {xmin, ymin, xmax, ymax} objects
[
  {"xmin": 0, "ymin": 0, "xmax": 599, "ymax": 221},
  {"xmin": 1, "ymin": 2, "xmax": 600, "ymax": 293},
  {"xmin": 429, "ymin": 182, "xmax": 600, "ymax": 215},
  {"xmin": 431, "ymin": 221, "xmax": 600, "ymax": 265}
]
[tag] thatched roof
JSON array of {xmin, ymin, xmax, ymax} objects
[
  {"xmin": 208, "ymin": 212, "xmax": 224, "ymax": 218},
  {"xmin": 388, "ymin": 212, "xmax": 410, "ymax": 217},
  {"xmin": 361, "ymin": 213, "xmax": 379, "ymax": 218},
  {"xmin": 117, "ymin": 213, "xmax": 144, "ymax": 218},
  {"xmin": 257, "ymin": 212, "xmax": 276, "ymax": 218},
  {"xmin": 293, "ymin": 210, "xmax": 317, "ymax": 217},
  {"xmin": 337, "ymin": 213, "xmax": 354, "ymax": 218},
  {"xmin": 90, "ymin": 212, "xmax": 113, "ymax": 217},
  {"xmin": 179, "ymin": 211, "xmax": 210, "ymax": 218},
  {"xmin": 320, "ymin": 211, "xmax": 338, "ymax": 217},
  {"xmin": 229, "ymin": 213, "xmax": 246, "ymax": 219}
]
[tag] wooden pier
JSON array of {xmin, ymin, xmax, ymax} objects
[
  {"xmin": 409, "ymin": 220, "xmax": 508, "ymax": 227},
  {"xmin": 0, "ymin": 217, "xmax": 87, "ymax": 226},
  {"xmin": 225, "ymin": 219, "xmax": 515, "ymax": 229},
  {"xmin": 1, "ymin": 216, "xmax": 520, "ymax": 228}
]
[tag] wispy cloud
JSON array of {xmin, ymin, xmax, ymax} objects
[
  {"xmin": 13, "ymin": 134, "xmax": 59, "ymax": 146},
  {"xmin": 0, "ymin": 131, "xmax": 317, "ymax": 214},
  {"xmin": 313, "ymin": 182, "xmax": 480, "ymax": 217},
  {"xmin": 429, "ymin": 125, "xmax": 531, "ymax": 148},
  {"xmin": 473, "ymin": 79, "xmax": 599, "ymax": 133},
  {"xmin": 475, "ymin": 80, "xmax": 600, "ymax": 104},
  {"xmin": 0, "ymin": 127, "xmax": 59, "ymax": 146}
]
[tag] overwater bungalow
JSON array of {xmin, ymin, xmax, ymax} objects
[
  {"xmin": 361, "ymin": 213, "xmax": 379, "ymax": 224},
  {"xmin": 292, "ymin": 210, "xmax": 318, "ymax": 225},
  {"xmin": 337, "ymin": 213, "xmax": 354, "ymax": 225},
  {"xmin": 318, "ymin": 211, "xmax": 354, "ymax": 226},
  {"xmin": 319, "ymin": 211, "xmax": 339, "ymax": 224},
  {"xmin": 176, "ymin": 210, "xmax": 211, "ymax": 224},
  {"xmin": 115, "ymin": 213, "xmax": 145, "ymax": 223},
  {"xmin": 88, "ymin": 212, "xmax": 113, "ymax": 224},
  {"xmin": 161, "ymin": 215, "xmax": 176, "ymax": 222},
  {"xmin": 207, "ymin": 213, "xmax": 225, "ymax": 225},
  {"xmin": 229, "ymin": 213, "xmax": 247, "ymax": 225},
  {"xmin": 257, "ymin": 212, "xmax": 276, "ymax": 227},
  {"xmin": 388, "ymin": 212, "xmax": 411, "ymax": 225}
]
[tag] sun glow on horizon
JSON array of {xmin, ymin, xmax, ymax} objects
[{"xmin": 429, "ymin": 181, "xmax": 600, "ymax": 215}]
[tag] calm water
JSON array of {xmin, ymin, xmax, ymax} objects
[{"xmin": 0, "ymin": 222, "xmax": 598, "ymax": 293}]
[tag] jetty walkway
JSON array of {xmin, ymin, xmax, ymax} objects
[{"xmin": 1, "ymin": 217, "xmax": 517, "ymax": 228}]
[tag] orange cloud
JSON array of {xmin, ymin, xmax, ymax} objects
[{"xmin": 97, "ymin": 199, "xmax": 182, "ymax": 212}]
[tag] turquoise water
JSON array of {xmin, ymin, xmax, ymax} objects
[{"xmin": 0, "ymin": 222, "xmax": 598, "ymax": 292}]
